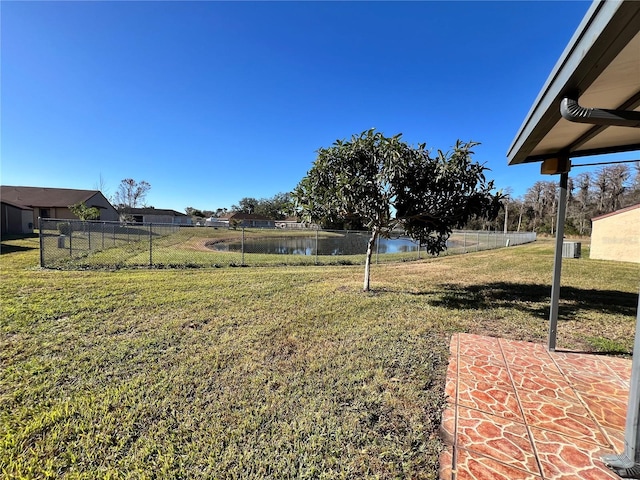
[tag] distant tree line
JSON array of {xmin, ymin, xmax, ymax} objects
[
  {"xmin": 475, "ymin": 163, "xmax": 640, "ymax": 235},
  {"xmin": 184, "ymin": 160, "xmax": 639, "ymax": 237},
  {"xmin": 185, "ymin": 193, "xmax": 295, "ymax": 223},
  {"xmin": 230, "ymin": 193, "xmax": 294, "ymax": 219}
]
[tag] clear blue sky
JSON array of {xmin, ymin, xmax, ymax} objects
[{"xmin": 2, "ymin": 1, "xmax": 596, "ymax": 212}]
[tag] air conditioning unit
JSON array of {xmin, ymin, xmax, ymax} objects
[{"xmin": 562, "ymin": 241, "xmax": 581, "ymax": 259}]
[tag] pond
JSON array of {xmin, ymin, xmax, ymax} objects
[{"xmin": 209, "ymin": 234, "xmax": 421, "ymax": 256}]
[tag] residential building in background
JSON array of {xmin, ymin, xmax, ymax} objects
[
  {"xmin": 1, "ymin": 185, "xmax": 119, "ymax": 234},
  {"xmin": 590, "ymin": 204, "xmax": 640, "ymax": 263}
]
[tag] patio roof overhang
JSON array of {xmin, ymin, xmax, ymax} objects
[
  {"xmin": 507, "ymin": 0, "xmax": 640, "ymax": 166},
  {"xmin": 506, "ymin": 1, "xmax": 640, "ymax": 474}
]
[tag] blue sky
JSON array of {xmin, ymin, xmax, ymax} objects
[{"xmin": 2, "ymin": 1, "xmax": 596, "ymax": 212}]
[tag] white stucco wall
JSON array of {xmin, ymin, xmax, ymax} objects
[{"xmin": 590, "ymin": 205, "xmax": 640, "ymax": 263}]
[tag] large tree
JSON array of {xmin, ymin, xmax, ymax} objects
[
  {"xmin": 293, "ymin": 130, "xmax": 501, "ymax": 291},
  {"xmin": 112, "ymin": 179, "xmax": 151, "ymax": 217},
  {"xmin": 231, "ymin": 193, "xmax": 294, "ymax": 220},
  {"xmin": 231, "ymin": 197, "xmax": 259, "ymax": 215}
]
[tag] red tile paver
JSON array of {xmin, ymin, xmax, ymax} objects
[
  {"xmin": 440, "ymin": 333, "xmax": 632, "ymax": 480},
  {"xmin": 517, "ymin": 389, "xmax": 609, "ymax": 445},
  {"xmin": 456, "ymin": 406, "xmax": 539, "ymax": 474},
  {"xmin": 455, "ymin": 449, "xmax": 542, "ymax": 480},
  {"xmin": 531, "ymin": 428, "xmax": 621, "ymax": 480}
]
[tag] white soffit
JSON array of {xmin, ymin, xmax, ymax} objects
[{"xmin": 507, "ymin": 0, "xmax": 640, "ymax": 165}]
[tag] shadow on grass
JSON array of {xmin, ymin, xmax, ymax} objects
[
  {"xmin": 423, "ymin": 281, "xmax": 637, "ymax": 320},
  {"xmin": 0, "ymin": 242, "xmax": 38, "ymax": 254}
]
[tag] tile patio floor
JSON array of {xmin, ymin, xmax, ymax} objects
[{"xmin": 440, "ymin": 333, "xmax": 633, "ymax": 480}]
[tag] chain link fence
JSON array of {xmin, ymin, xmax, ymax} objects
[{"xmin": 39, "ymin": 218, "xmax": 537, "ymax": 270}]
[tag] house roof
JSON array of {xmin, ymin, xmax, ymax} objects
[
  {"xmin": 0, "ymin": 185, "xmax": 103, "ymax": 209},
  {"xmin": 0, "ymin": 199, "xmax": 33, "ymax": 211},
  {"xmin": 128, "ymin": 208, "xmax": 187, "ymax": 217},
  {"xmin": 507, "ymin": 0, "xmax": 640, "ymax": 165},
  {"xmin": 591, "ymin": 203, "xmax": 640, "ymax": 221}
]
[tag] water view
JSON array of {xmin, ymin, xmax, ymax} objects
[{"xmin": 209, "ymin": 234, "xmax": 421, "ymax": 256}]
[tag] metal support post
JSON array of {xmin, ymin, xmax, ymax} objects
[
  {"xmin": 548, "ymin": 172, "xmax": 568, "ymax": 351},
  {"xmin": 603, "ymin": 293, "xmax": 640, "ymax": 477},
  {"xmin": 39, "ymin": 217, "xmax": 44, "ymax": 267},
  {"xmin": 149, "ymin": 224, "xmax": 153, "ymax": 267},
  {"xmin": 241, "ymin": 227, "xmax": 245, "ymax": 266}
]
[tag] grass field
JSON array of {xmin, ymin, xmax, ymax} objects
[{"xmin": 1, "ymin": 235, "xmax": 638, "ymax": 479}]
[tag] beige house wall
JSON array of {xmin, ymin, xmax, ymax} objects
[
  {"xmin": 142, "ymin": 214, "xmax": 175, "ymax": 224},
  {"xmin": 87, "ymin": 193, "xmax": 119, "ymax": 221},
  {"xmin": 131, "ymin": 214, "xmax": 191, "ymax": 224},
  {"xmin": 33, "ymin": 207, "xmax": 73, "ymax": 227},
  {"xmin": 1, "ymin": 203, "xmax": 33, "ymax": 235},
  {"xmin": 590, "ymin": 206, "xmax": 640, "ymax": 263},
  {"xmin": 32, "ymin": 193, "xmax": 119, "ymax": 226}
]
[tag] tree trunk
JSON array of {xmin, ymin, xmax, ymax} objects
[
  {"xmin": 363, "ymin": 227, "xmax": 379, "ymax": 292},
  {"xmin": 503, "ymin": 201, "xmax": 508, "ymax": 234},
  {"xmin": 517, "ymin": 211, "xmax": 522, "ymax": 232}
]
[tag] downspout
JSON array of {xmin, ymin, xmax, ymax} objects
[
  {"xmin": 603, "ymin": 297, "xmax": 640, "ymax": 476},
  {"xmin": 560, "ymin": 97, "xmax": 640, "ymax": 127}
]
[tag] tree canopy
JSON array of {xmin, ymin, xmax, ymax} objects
[
  {"xmin": 69, "ymin": 202, "xmax": 100, "ymax": 221},
  {"xmin": 293, "ymin": 129, "xmax": 501, "ymax": 291},
  {"xmin": 231, "ymin": 193, "xmax": 294, "ymax": 220},
  {"xmin": 112, "ymin": 179, "xmax": 151, "ymax": 215},
  {"xmin": 494, "ymin": 162, "xmax": 640, "ymax": 236}
]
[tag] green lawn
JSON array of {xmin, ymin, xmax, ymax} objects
[{"xmin": 1, "ymin": 235, "xmax": 638, "ymax": 479}]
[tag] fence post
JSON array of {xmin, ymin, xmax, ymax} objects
[
  {"xmin": 376, "ymin": 236, "xmax": 379, "ymax": 264},
  {"xmin": 88, "ymin": 223, "xmax": 91, "ymax": 251},
  {"xmin": 149, "ymin": 223, "xmax": 153, "ymax": 267},
  {"xmin": 463, "ymin": 232, "xmax": 467, "ymax": 253},
  {"xmin": 315, "ymin": 227, "xmax": 319, "ymax": 265},
  {"xmin": 69, "ymin": 223, "xmax": 73, "ymax": 257},
  {"xmin": 102, "ymin": 222, "xmax": 105, "ymax": 249},
  {"xmin": 242, "ymin": 227, "xmax": 245, "ymax": 266},
  {"xmin": 39, "ymin": 217, "xmax": 44, "ymax": 267}
]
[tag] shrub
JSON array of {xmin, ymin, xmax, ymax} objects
[{"xmin": 57, "ymin": 222, "xmax": 71, "ymax": 235}]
